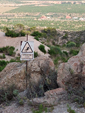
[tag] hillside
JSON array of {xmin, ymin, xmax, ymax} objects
[{"xmin": 0, "ymin": 0, "xmax": 85, "ymax": 3}]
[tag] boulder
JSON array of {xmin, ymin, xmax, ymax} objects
[
  {"xmin": 57, "ymin": 43, "xmax": 85, "ymax": 89},
  {"xmin": 29, "ymin": 88, "xmax": 67, "ymax": 106},
  {"xmin": 0, "ymin": 56, "xmax": 58, "ymax": 98}
]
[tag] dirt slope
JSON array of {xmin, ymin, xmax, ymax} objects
[{"xmin": 0, "ymin": 31, "xmax": 49, "ymax": 57}]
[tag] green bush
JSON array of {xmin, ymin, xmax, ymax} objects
[
  {"xmin": 0, "ymin": 46, "xmax": 15, "ymax": 56},
  {"xmin": 13, "ymin": 89, "xmax": 19, "ymax": 96},
  {"xmin": 0, "ymin": 84, "xmax": 17, "ymax": 104},
  {"xmin": 38, "ymin": 45, "xmax": 46, "ymax": 54},
  {"xmin": 19, "ymin": 99, "xmax": 24, "ymax": 105},
  {"xmin": 0, "ymin": 54, "xmax": 6, "ymax": 59},
  {"xmin": 34, "ymin": 51, "xmax": 38, "ymax": 58},
  {"xmin": 67, "ymin": 104, "xmax": 76, "ymax": 113},
  {"xmin": 31, "ymin": 31, "xmax": 42, "ymax": 38},
  {"xmin": 0, "ymin": 60, "xmax": 7, "ymax": 72},
  {"xmin": 5, "ymin": 30, "xmax": 19, "ymax": 37},
  {"xmin": 42, "ymin": 27, "xmax": 57, "ymax": 38},
  {"xmin": 2, "ymin": 54, "xmax": 6, "ymax": 58},
  {"xmin": 5, "ymin": 27, "xmax": 25, "ymax": 37},
  {"xmin": 54, "ymin": 57, "xmax": 60, "ymax": 65},
  {"xmin": 62, "ymin": 33, "xmax": 68, "ymax": 39},
  {"xmin": 61, "ymin": 57, "xmax": 68, "ymax": 62},
  {"xmin": 7, "ymin": 46, "xmax": 15, "ymax": 56},
  {"xmin": 19, "ymin": 31, "xmax": 25, "ymax": 36},
  {"xmin": 69, "ymin": 50, "xmax": 79, "ymax": 56},
  {"xmin": 34, "ymin": 36, "xmax": 39, "ymax": 41},
  {"xmin": 63, "ymin": 51, "xmax": 68, "ymax": 57},
  {"xmin": 32, "ymin": 104, "xmax": 47, "ymax": 113},
  {"xmin": 66, "ymin": 42, "xmax": 76, "ymax": 48},
  {"xmin": 48, "ymin": 46, "xmax": 62, "ymax": 56}
]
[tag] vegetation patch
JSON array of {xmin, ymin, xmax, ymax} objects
[
  {"xmin": 69, "ymin": 49, "xmax": 79, "ymax": 56},
  {"xmin": 0, "ymin": 84, "xmax": 18, "ymax": 104},
  {"xmin": 0, "ymin": 60, "xmax": 8, "ymax": 72},
  {"xmin": 38, "ymin": 44, "xmax": 46, "ymax": 54},
  {"xmin": 0, "ymin": 54, "xmax": 6, "ymax": 59},
  {"xmin": 48, "ymin": 46, "xmax": 62, "ymax": 56},
  {"xmin": 31, "ymin": 31, "xmax": 42, "ymax": 38},
  {"xmin": 34, "ymin": 51, "xmax": 38, "ymax": 58},
  {"xmin": 5, "ymin": 29, "xmax": 25, "ymax": 37},
  {"xmin": 0, "ymin": 46, "xmax": 15, "ymax": 56},
  {"xmin": 66, "ymin": 42, "xmax": 76, "ymax": 48},
  {"xmin": 42, "ymin": 27, "xmax": 57, "ymax": 38}
]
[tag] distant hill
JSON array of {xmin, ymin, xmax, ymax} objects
[{"xmin": 0, "ymin": 0, "xmax": 85, "ymax": 4}]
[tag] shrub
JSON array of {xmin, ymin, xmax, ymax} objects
[
  {"xmin": 0, "ymin": 60, "xmax": 7, "ymax": 72},
  {"xmin": 19, "ymin": 99, "xmax": 24, "ymax": 105},
  {"xmin": 0, "ymin": 54, "xmax": 6, "ymax": 59},
  {"xmin": 5, "ymin": 30, "xmax": 19, "ymax": 37},
  {"xmin": 48, "ymin": 46, "xmax": 62, "ymax": 56},
  {"xmin": 32, "ymin": 104, "xmax": 47, "ymax": 113},
  {"xmin": 31, "ymin": 31, "xmax": 42, "ymax": 38},
  {"xmin": 42, "ymin": 27, "xmax": 57, "ymax": 38},
  {"xmin": 66, "ymin": 42, "xmax": 76, "ymax": 48},
  {"xmin": 13, "ymin": 89, "xmax": 19, "ymax": 96},
  {"xmin": 69, "ymin": 50, "xmax": 79, "ymax": 56},
  {"xmin": 67, "ymin": 104, "xmax": 76, "ymax": 113},
  {"xmin": 2, "ymin": 53, "xmax": 6, "ymax": 58},
  {"xmin": 34, "ymin": 51, "xmax": 38, "ymax": 58},
  {"xmin": 34, "ymin": 36, "xmax": 39, "ymax": 41},
  {"xmin": 54, "ymin": 57, "xmax": 60, "ymax": 65},
  {"xmin": 38, "ymin": 45, "xmax": 46, "ymax": 54},
  {"xmin": 8, "ymin": 46, "xmax": 15, "ymax": 56},
  {"xmin": 0, "ymin": 84, "xmax": 18, "ymax": 104},
  {"xmin": 63, "ymin": 51, "xmax": 68, "ymax": 57},
  {"xmin": 0, "ymin": 46, "xmax": 15, "ymax": 56},
  {"xmin": 5, "ymin": 27, "xmax": 25, "ymax": 37},
  {"xmin": 66, "ymin": 73, "xmax": 85, "ymax": 105},
  {"xmin": 62, "ymin": 33, "xmax": 68, "ymax": 39},
  {"xmin": 19, "ymin": 31, "xmax": 25, "ymax": 36},
  {"xmin": 61, "ymin": 57, "xmax": 68, "ymax": 62}
]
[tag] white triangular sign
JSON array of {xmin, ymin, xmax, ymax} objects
[{"xmin": 22, "ymin": 42, "xmax": 33, "ymax": 53}]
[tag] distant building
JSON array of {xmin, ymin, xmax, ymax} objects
[
  {"xmin": 66, "ymin": 15, "xmax": 71, "ymax": 19},
  {"xmin": 79, "ymin": 18, "xmax": 84, "ymax": 21},
  {"xmin": 73, "ymin": 17, "xmax": 78, "ymax": 20},
  {"xmin": 40, "ymin": 15, "xmax": 47, "ymax": 20}
]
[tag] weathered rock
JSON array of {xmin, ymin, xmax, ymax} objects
[
  {"xmin": 44, "ymin": 88, "xmax": 66, "ymax": 97},
  {"xmin": 0, "ymin": 56, "xmax": 58, "ymax": 98},
  {"xmin": 29, "ymin": 88, "xmax": 67, "ymax": 106},
  {"xmin": 57, "ymin": 43, "xmax": 85, "ymax": 89}
]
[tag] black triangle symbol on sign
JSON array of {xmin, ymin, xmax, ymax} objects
[{"xmin": 22, "ymin": 42, "xmax": 33, "ymax": 53}]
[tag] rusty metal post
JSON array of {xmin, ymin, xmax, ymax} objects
[{"xmin": 26, "ymin": 34, "xmax": 28, "ymax": 89}]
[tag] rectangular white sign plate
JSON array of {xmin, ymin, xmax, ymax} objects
[
  {"xmin": 20, "ymin": 41, "xmax": 34, "ymax": 61},
  {"xmin": 20, "ymin": 54, "xmax": 34, "ymax": 61}
]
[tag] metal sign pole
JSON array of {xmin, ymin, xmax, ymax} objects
[
  {"xmin": 20, "ymin": 33, "xmax": 34, "ymax": 89},
  {"xmin": 26, "ymin": 34, "xmax": 28, "ymax": 89}
]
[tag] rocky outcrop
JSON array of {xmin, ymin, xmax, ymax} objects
[
  {"xmin": 29, "ymin": 88, "xmax": 67, "ymax": 106},
  {"xmin": 0, "ymin": 56, "xmax": 58, "ymax": 98},
  {"xmin": 57, "ymin": 43, "xmax": 85, "ymax": 89}
]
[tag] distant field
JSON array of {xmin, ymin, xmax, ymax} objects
[
  {"xmin": 7, "ymin": 4, "xmax": 85, "ymax": 14},
  {"xmin": 0, "ymin": 17, "xmax": 85, "ymax": 31},
  {"xmin": 0, "ymin": 6, "xmax": 18, "ymax": 13}
]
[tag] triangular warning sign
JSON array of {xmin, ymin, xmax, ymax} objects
[{"xmin": 22, "ymin": 42, "xmax": 33, "ymax": 53}]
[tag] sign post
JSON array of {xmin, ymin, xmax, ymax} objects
[{"xmin": 20, "ymin": 35, "xmax": 34, "ymax": 89}]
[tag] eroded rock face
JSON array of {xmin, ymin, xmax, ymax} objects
[
  {"xmin": 57, "ymin": 43, "xmax": 85, "ymax": 89},
  {"xmin": 0, "ymin": 56, "xmax": 58, "ymax": 97},
  {"xmin": 29, "ymin": 88, "xmax": 67, "ymax": 106}
]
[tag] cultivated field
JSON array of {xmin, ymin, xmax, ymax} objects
[
  {"xmin": 7, "ymin": 4, "xmax": 85, "ymax": 14},
  {"xmin": 0, "ymin": 2, "xmax": 85, "ymax": 31},
  {"xmin": 0, "ymin": 6, "xmax": 18, "ymax": 13}
]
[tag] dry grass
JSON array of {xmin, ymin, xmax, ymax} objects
[{"xmin": 0, "ymin": 6, "xmax": 18, "ymax": 13}]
